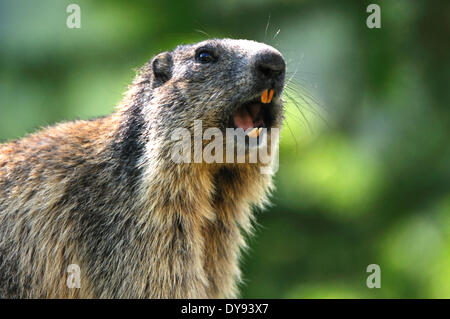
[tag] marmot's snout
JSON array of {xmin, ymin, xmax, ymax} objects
[
  {"xmin": 232, "ymin": 48, "xmax": 285, "ymax": 134},
  {"xmin": 253, "ymin": 50, "xmax": 286, "ymax": 90}
]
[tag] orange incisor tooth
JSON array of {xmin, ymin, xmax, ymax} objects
[
  {"xmin": 268, "ymin": 89, "xmax": 274, "ymax": 103},
  {"xmin": 261, "ymin": 89, "xmax": 269, "ymax": 104}
]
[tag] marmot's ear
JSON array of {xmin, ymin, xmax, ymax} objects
[{"xmin": 152, "ymin": 52, "xmax": 173, "ymax": 87}]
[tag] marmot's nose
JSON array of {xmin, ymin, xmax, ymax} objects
[{"xmin": 254, "ymin": 51, "xmax": 286, "ymax": 84}]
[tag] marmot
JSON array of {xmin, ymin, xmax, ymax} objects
[{"xmin": 0, "ymin": 39, "xmax": 285, "ymax": 298}]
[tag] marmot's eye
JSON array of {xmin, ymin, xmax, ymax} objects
[{"xmin": 196, "ymin": 50, "xmax": 215, "ymax": 64}]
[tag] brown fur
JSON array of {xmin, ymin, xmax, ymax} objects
[{"xmin": 0, "ymin": 39, "xmax": 285, "ymax": 298}]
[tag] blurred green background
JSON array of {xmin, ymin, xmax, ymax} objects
[{"xmin": 1, "ymin": 0, "xmax": 449, "ymax": 298}]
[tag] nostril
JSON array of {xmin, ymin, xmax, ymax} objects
[
  {"xmin": 254, "ymin": 51, "xmax": 286, "ymax": 82},
  {"xmin": 258, "ymin": 65, "xmax": 273, "ymax": 79},
  {"xmin": 258, "ymin": 66, "xmax": 284, "ymax": 82}
]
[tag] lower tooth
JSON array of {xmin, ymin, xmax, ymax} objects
[{"xmin": 247, "ymin": 127, "xmax": 259, "ymax": 138}]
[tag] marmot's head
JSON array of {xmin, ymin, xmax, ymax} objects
[{"xmin": 139, "ymin": 39, "xmax": 285, "ymax": 134}]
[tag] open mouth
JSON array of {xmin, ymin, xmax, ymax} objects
[{"xmin": 230, "ymin": 89, "xmax": 276, "ymax": 138}]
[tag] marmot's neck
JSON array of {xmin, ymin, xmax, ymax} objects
[
  {"xmin": 103, "ymin": 90, "xmax": 274, "ymax": 298},
  {"xmin": 109, "ymin": 86, "xmax": 274, "ymax": 228}
]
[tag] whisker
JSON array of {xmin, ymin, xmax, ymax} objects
[
  {"xmin": 194, "ymin": 29, "xmax": 211, "ymax": 38},
  {"xmin": 286, "ymin": 80, "xmax": 326, "ymax": 116},
  {"xmin": 284, "ymin": 90, "xmax": 313, "ymax": 133},
  {"xmin": 285, "ymin": 55, "xmax": 304, "ymax": 87},
  {"xmin": 285, "ymin": 109, "xmax": 309, "ymax": 128},
  {"xmin": 286, "ymin": 85, "xmax": 327, "ymax": 122},
  {"xmin": 264, "ymin": 13, "xmax": 271, "ymax": 43},
  {"xmin": 283, "ymin": 112, "xmax": 299, "ymax": 155},
  {"xmin": 273, "ymin": 28, "xmax": 280, "ymax": 40}
]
